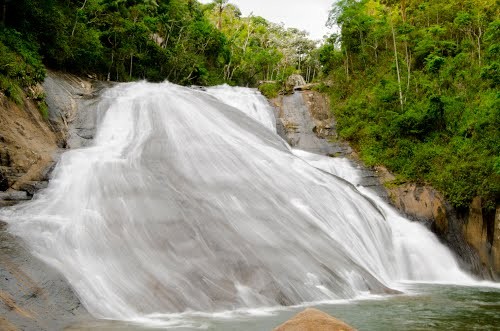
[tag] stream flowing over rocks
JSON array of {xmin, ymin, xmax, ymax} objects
[{"xmin": 1, "ymin": 80, "xmax": 490, "ymax": 328}]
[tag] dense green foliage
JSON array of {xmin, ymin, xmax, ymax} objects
[
  {"xmin": 0, "ymin": 0, "xmax": 319, "ymax": 89},
  {"xmin": 204, "ymin": 3, "xmax": 319, "ymax": 86},
  {"xmin": 3, "ymin": 0, "xmax": 226, "ymax": 85},
  {"xmin": 258, "ymin": 82, "xmax": 281, "ymax": 98},
  {"xmin": 320, "ymin": 0, "xmax": 499, "ymax": 209},
  {"xmin": 0, "ymin": 27, "xmax": 45, "ymax": 104}
]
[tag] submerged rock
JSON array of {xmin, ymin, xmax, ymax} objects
[
  {"xmin": 273, "ymin": 308, "xmax": 356, "ymax": 331},
  {"xmin": 17, "ymin": 181, "xmax": 49, "ymax": 196}
]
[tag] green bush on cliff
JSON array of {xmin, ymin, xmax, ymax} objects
[
  {"xmin": 0, "ymin": 27, "xmax": 46, "ymax": 105},
  {"xmin": 258, "ymin": 82, "xmax": 281, "ymax": 99}
]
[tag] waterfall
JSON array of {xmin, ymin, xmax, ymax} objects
[{"xmin": 0, "ymin": 82, "xmax": 477, "ymax": 323}]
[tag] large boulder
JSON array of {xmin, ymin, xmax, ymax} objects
[
  {"xmin": 285, "ymin": 74, "xmax": 306, "ymax": 92},
  {"xmin": 273, "ymin": 308, "xmax": 356, "ymax": 331}
]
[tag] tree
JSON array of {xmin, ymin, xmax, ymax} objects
[{"xmin": 214, "ymin": 0, "xmax": 228, "ymax": 30}]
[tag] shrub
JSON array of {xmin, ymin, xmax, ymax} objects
[{"xmin": 258, "ymin": 82, "xmax": 281, "ymax": 99}]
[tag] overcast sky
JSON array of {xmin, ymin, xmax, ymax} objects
[{"xmin": 199, "ymin": 0, "xmax": 334, "ymax": 41}]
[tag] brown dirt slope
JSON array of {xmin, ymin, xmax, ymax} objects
[{"xmin": 0, "ymin": 91, "xmax": 60, "ymax": 193}]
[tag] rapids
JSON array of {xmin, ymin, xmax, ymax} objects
[{"xmin": 0, "ymin": 82, "xmax": 481, "ymax": 324}]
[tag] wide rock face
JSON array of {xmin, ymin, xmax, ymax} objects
[
  {"xmin": 42, "ymin": 71, "xmax": 112, "ymax": 149},
  {"xmin": 0, "ymin": 221, "xmax": 90, "ymax": 330},
  {"xmin": 0, "ymin": 71, "xmax": 111, "ymax": 207},
  {"xmin": 271, "ymin": 90, "xmax": 351, "ymax": 156},
  {"xmin": 273, "ymin": 308, "xmax": 356, "ymax": 331}
]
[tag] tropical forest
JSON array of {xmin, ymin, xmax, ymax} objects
[{"xmin": 0, "ymin": 0, "xmax": 499, "ymax": 330}]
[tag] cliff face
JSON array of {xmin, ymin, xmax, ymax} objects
[
  {"xmin": 387, "ymin": 181, "xmax": 500, "ymax": 279},
  {"xmin": 0, "ymin": 88, "xmax": 61, "ymax": 206}
]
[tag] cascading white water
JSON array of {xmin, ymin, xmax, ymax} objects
[
  {"xmin": 205, "ymin": 84, "xmax": 277, "ymax": 133},
  {"xmin": 0, "ymin": 82, "xmax": 479, "ymax": 324},
  {"xmin": 291, "ymin": 150, "xmax": 473, "ymax": 283}
]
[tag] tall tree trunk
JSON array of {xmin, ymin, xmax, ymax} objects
[
  {"xmin": 71, "ymin": 0, "xmax": 88, "ymax": 37},
  {"xmin": 243, "ymin": 21, "xmax": 253, "ymax": 53},
  {"xmin": 107, "ymin": 50, "xmax": 114, "ymax": 81},
  {"xmin": 129, "ymin": 54, "xmax": 133, "ymax": 79},
  {"xmin": 477, "ymin": 26, "xmax": 482, "ymax": 67},
  {"xmin": 1, "ymin": 0, "xmax": 7, "ymax": 26},
  {"xmin": 400, "ymin": 0, "xmax": 407, "ymax": 22},
  {"xmin": 344, "ymin": 48, "xmax": 349, "ymax": 81},
  {"xmin": 391, "ymin": 22, "xmax": 404, "ymax": 112},
  {"xmin": 406, "ymin": 47, "xmax": 411, "ymax": 94}
]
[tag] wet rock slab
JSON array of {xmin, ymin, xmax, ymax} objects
[
  {"xmin": 271, "ymin": 90, "xmax": 387, "ymax": 199},
  {"xmin": 0, "ymin": 221, "xmax": 91, "ymax": 330}
]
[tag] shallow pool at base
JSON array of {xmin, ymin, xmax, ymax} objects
[{"xmin": 67, "ymin": 284, "xmax": 500, "ymax": 331}]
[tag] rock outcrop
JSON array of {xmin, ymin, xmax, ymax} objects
[
  {"xmin": 0, "ymin": 171, "xmax": 8, "ymax": 191},
  {"xmin": 43, "ymin": 71, "xmax": 112, "ymax": 149},
  {"xmin": 270, "ymin": 90, "xmax": 351, "ymax": 156},
  {"xmin": 285, "ymin": 74, "xmax": 306, "ymax": 92},
  {"xmin": 385, "ymin": 176, "xmax": 499, "ymax": 279},
  {"xmin": 0, "ymin": 71, "xmax": 111, "ymax": 207},
  {"xmin": 273, "ymin": 308, "xmax": 356, "ymax": 331},
  {"xmin": 0, "ymin": 87, "xmax": 60, "ymax": 206}
]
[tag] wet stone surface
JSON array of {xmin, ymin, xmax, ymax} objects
[
  {"xmin": 0, "ymin": 221, "xmax": 91, "ymax": 331},
  {"xmin": 271, "ymin": 91, "xmax": 388, "ymax": 199}
]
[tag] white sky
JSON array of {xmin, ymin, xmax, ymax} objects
[{"xmin": 199, "ymin": 0, "xmax": 334, "ymax": 41}]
